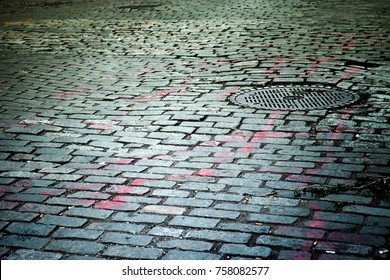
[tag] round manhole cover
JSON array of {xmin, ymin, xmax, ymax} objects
[{"xmin": 230, "ymin": 85, "xmax": 360, "ymax": 110}]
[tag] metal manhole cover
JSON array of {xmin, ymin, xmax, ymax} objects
[{"xmin": 230, "ymin": 85, "xmax": 360, "ymax": 110}]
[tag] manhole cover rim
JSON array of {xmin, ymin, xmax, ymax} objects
[{"xmin": 229, "ymin": 85, "xmax": 360, "ymax": 111}]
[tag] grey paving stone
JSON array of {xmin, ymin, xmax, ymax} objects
[
  {"xmin": 85, "ymin": 176, "xmax": 127, "ymax": 184},
  {"xmin": 5, "ymin": 222, "xmax": 55, "ymax": 237},
  {"xmin": 4, "ymin": 193, "xmax": 48, "ymax": 203},
  {"xmin": 103, "ymin": 246, "xmax": 164, "ymax": 260},
  {"xmin": 64, "ymin": 207, "xmax": 113, "ymax": 219},
  {"xmin": 0, "ymin": 235, "xmax": 49, "ymax": 249},
  {"xmin": 162, "ymin": 250, "xmax": 220, "ymax": 260},
  {"xmin": 256, "ymin": 235, "xmax": 313, "ymax": 250},
  {"xmin": 152, "ymin": 189, "xmax": 190, "ymax": 198},
  {"xmin": 318, "ymin": 254, "xmax": 367, "ymax": 260},
  {"xmin": 314, "ymin": 241, "xmax": 372, "ymax": 256},
  {"xmin": 38, "ymin": 214, "xmax": 87, "ymax": 227},
  {"xmin": 86, "ymin": 222, "xmax": 145, "ymax": 234},
  {"xmin": 6, "ymin": 249, "xmax": 62, "ymax": 260},
  {"xmin": 313, "ymin": 211, "xmax": 364, "ymax": 224},
  {"xmin": 1, "ymin": 171, "xmax": 42, "ymax": 178},
  {"xmin": 189, "ymin": 208, "xmax": 240, "ymax": 219},
  {"xmin": 249, "ymin": 197, "xmax": 299, "ymax": 207},
  {"xmin": 218, "ymin": 223, "xmax": 270, "ymax": 234},
  {"xmin": 46, "ymin": 240, "xmax": 105, "ymax": 255},
  {"xmin": 278, "ymin": 250, "xmax": 312, "ymax": 260},
  {"xmin": 157, "ymin": 239, "xmax": 213, "ymax": 251},
  {"xmin": 180, "ymin": 182, "xmax": 226, "ymax": 192},
  {"xmin": 342, "ymin": 205, "xmax": 390, "ymax": 217},
  {"xmin": 328, "ymin": 232, "xmax": 386, "ymax": 246},
  {"xmin": 112, "ymin": 213, "xmax": 167, "ymax": 224},
  {"xmin": 46, "ymin": 196, "xmax": 95, "ymax": 207},
  {"xmin": 267, "ymin": 206, "xmax": 310, "ymax": 217},
  {"xmin": 164, "ymin": 197, "xmax": 213, "ymax": 208},
  {"xmin": 148, "ymin": 226, "xmax": 183, "ymax": 237},
  {"xmin": 219, "ymin": 244, "xmax": 271, "ymax": 258},
  {"xmin": 274, "ymin": 226, "xmax": 326, "ymax": 239},
  {"xmin": 101, "ymin": 232, "xmax": 153, "ymax": 246},
  {"xmin": 18, "ymin": 203, "xmax": 66, "ymax": 214},
  {"xmin": 303, "ymin": 220, "xmax": 357, "ymax": 230},
  {"xmin": 186, "ymin": 230, "xmax": 251, "ymax": 243},
  {"xmin": 0, "ymin": 210, "xmax": 38, "ymax": 222},
  {"xmin": 214, "ymin": 203, "xmax": 262, "ymax": 213},
  {"xmin": 0, "ymin": 247, "xmax": 9, "ymax": 257},
  {"xmin": 247, "ymin": 214, "xmax": 298, "ymax": 225},
  {"xmin": 360, "ymin": 226, "xmax": 389, "ymax": 235},
  {"xmin": 52, "ymin": 228, "xmax": 104, "ymax": 240},
  {"xmin": 195, "ymin": 192, "xmax": 243, "ymax": 202},
  {"xmin": 169, "ymin": 216, "xmax": 220, "ymax": 229},
  {"xmin": 34, "ymin": 154, "xmax": 72, "ymax": 163}
]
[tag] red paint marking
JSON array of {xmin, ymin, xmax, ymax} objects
[
  {"xmin": 109, "ymin": 185, "xmax": 137, "ymax": 194},
  {"xmin": 76, "ymin": 199, "xmax": 94, "ymax": 205},
  {"xmin": 94, "ymin": 200, "xmax": 126, "ymax": 209},
  {"xmin": 199, "ymin": 140, "xmax": 220, "ymax": 147},
  {"xmin": 113, "ymin": 159, "xmax": 134, "ymax": 165},
  {"xmin": 63, "ymin": 184, "xmax": 105, "ymax": 191},
  {"xmin": 306, "ymin": 220, "xmax": 326, "ymax": 229},
  {"xmin": 197, "ymin": 169, "xmax": 215, "ymax": 176},
  {"xmin": 268, "ymin": 59, "xmax": 285, "ymax": 78},
  {"xmin": 336, "ymin": 67, "xmax": 361, "ymax": 83},
  {"xmin": 304, "ymin": 57, "xmax": 336, "ymax": 78},
  {"xmin": 166, "ymin": 174, "xmax": 193, "ymax": 180},
  {"xmin": 112, "ymin": 196, "xmax": 128, "ymax": 203},
  {"xmin": 214, "ymin": 150, "xmax": 233, "ymax": 164},
  {"xmin": 130, "ymin": 178, "xmax": 152, "ymax": 186},
  {"xmin": 39, "ymin": 191, "xmax": 53, "ymax": 195},
  {"xmin": 0, "ymin": 186, "xmax": 16, "ymax": 193},
  {"xmin": 223, "ymin": 131, "xmax": 253, "ymax": 142},
  {"xmin": 215, "ymin": 86, "xmax": 238, "ymax": 101},
  {"xmin": 13, "ymin": 181, "xmax": 30, "ymax": 187}
]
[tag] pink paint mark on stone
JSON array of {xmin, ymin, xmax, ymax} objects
[
  {"xmin": 13, "ymin": 181, "xmax": 30, "ymax": 187},
  {"xmin": 130, "ymin": 178, "xmax": 152, "ymax": 186},
  {"xmin": 76, "ymin": 199, "xmax": 94, "ymax": 205},
  {"xmin": 215, "ymin": 86, "xmax": 238, "ymax": 101},
  {"xmin": 90, "ymin": 193, "xmax": 110, "ymax": 198},
  {"xmin": 65, "ymin": 184, "xmax": 105, "ymax": 191},
  {"xmin": 166, "ymin": 174, "xmax": 193, "ymax": 181},
  {"xmin": 94, "ymin": 200, "xmax": 127, "ymax": 209},
  {"xmin": 197, "ymin": 169, "xmax": 215, "ymax": 176},
  {"xmin": 336, "ymin": 67, "xmax": 361, "ymax": 83},
  {"xmin": 106, "ymin": 185, "xmax": 150, "ymax": 195},
  {"xmin": 304, "ymin": 57, "xmax": 336, "ymax": 79},
  {"xmin": 39, "ymin": 191, "xmax": 53, "ymax": 195},
  {"xmin": 113, "ymin": 159, "xmax": 134, "ymax": 165}
]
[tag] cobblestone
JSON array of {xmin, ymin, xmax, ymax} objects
[
  {"xmin": 5, "ymin": 222, "xmax": 55, "ymax": 237},
  {"xmin": 219, "ymin": 244, "xmax": 271, "ymax": 258},
  {"xmin": 169, "ymin": 216, "xmax": 220, "ymax": 229},
  {"xmin": 0, "ymin": 0, "xmax": 389, "ymax": 261},
  {"xmin": 6, "ymin": 249, "xmax": 62, "ymax": 260},
  {"xmin": 162, "ymin": 250, "xmax": 220, "ymax": 260},
  {"xmin": 186, "ymin": 230, "xmax": 251, "ymax": 243},
  {"xmin": 0, "ymin": 235, "xmax": 49, "ymax": 250},
  {"xmin": 45, "ymin": 240, "xmax": 105, "ymax": 255},
  {"xmin": 157, "ymin": 239, "xmax": 213, "ymax": 251},
  {"xmin": 103, "ymin": 246, "xmax": 164, "ymax": 260},
  {"xmin": 52, "ymin": 228, "xmax": 103, "ymax": 240}
]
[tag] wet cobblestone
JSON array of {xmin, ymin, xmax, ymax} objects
[{"xmin": 0, "ymin": 0, "xmax": 389, "ymax": 260}]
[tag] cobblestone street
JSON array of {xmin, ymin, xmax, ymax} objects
[{"xmin": 0, "ymin": 0, "xmax": 389, "ymax": 260}]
